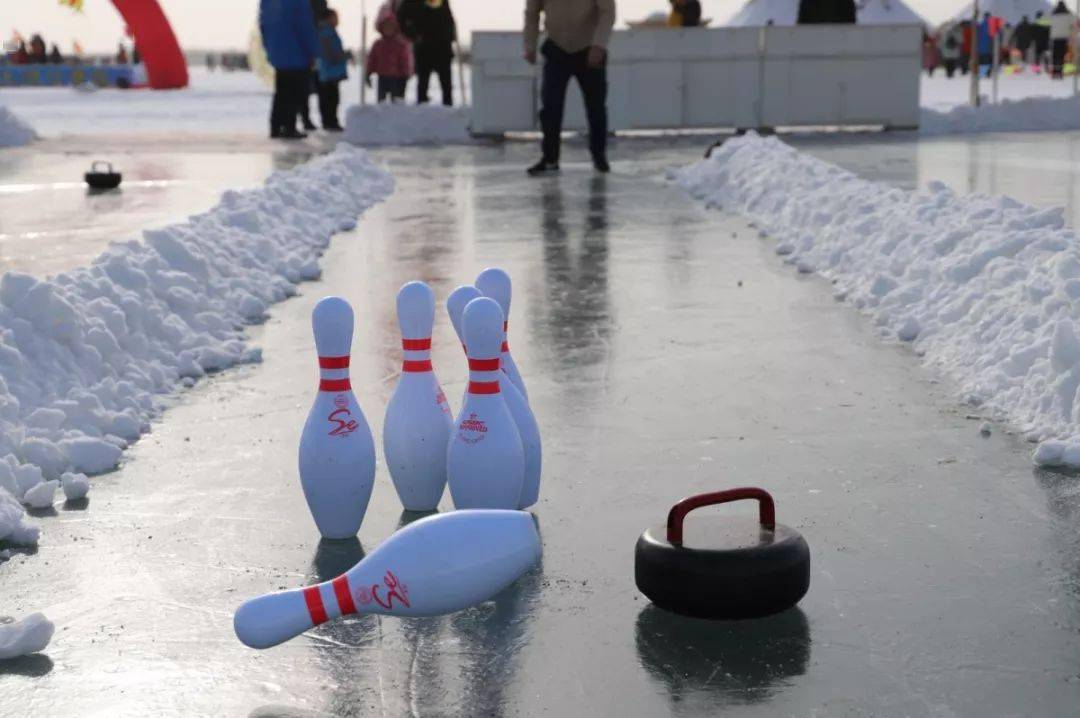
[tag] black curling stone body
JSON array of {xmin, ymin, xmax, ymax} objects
[{"xmin": 635, "ymin": 516, "xmax": 810, "ymax": 619}]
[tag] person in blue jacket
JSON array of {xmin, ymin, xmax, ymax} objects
[
  {"xmin": 260, "ymin": 0, "xmax": 319, "ymax": 140},
  {"xmin": 317, "ymin": 8, "xmax": 348, "ymax": 131}
]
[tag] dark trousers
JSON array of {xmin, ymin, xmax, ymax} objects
[
  {"xmin": 299, "ymin": 70, "xmax": 317, "ymax": 128},
  {"xmin": 270, "ymin": 68, "xmax": 310, "ymax": 134},
  {"xmin": 539, "ymin": 40, "xmax": 607, "ymax": 164},
  {"xmin": 377, "ymin": 76, "xmax": 407, "ymax": 102},
  {"xmin": 1052, "ymin": 39, "xmax": 1067, "ymax": 77},
  {"xmin": 416, "ymin": 56, "xmax": 452, "ymax": 105},
  {"xmin": 317, "ymin": 79, "xmax": 341, "ymax": 128}
]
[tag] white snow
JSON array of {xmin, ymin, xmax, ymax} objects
[
  {"xmin": 0, "ymin": 106, "xmax": 36, "ymax": 148},
  {"xmin": 0, "ymin": 144, "xmax": 393, "ymax": 539},
  {"xmin": 344, "ymin": 104, "xmax": 472, "ymax": 146},
  {"xmin": 61, "ymin": 471, "xmax": 90, "ymax": 500},
  {"xmin": 922, "ymin": 93, "xmax": 1080, "ymax": 135},
  {"xmin": 0, "ymin": 613, "xmax": 55, "ymax": 660},
  {"xmin": 0, "ymin": 487, "xmax": 39, "ymax": 545},
  {"xmin": 21, "ymin": 480, "xmax": 58, "ymax": 509},
  {"xmin": 675, "ymin": 133, "xmax": 1080, "ymax": 468}
]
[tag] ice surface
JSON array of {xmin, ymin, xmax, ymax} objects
[
  {"xmin": 0, "ymin": 106, "xmax": 35, "ymax": 147},
  {"xmin": 0, "ymin": 144, "xmax": 393, "ymax": 544},
  {"xmin": 676, "ymin": 133, "xmax": 1080, "ymax": 468},
  {"xmin": 0, "ymin": 613, "xmax": 55, "ymax": 660},
  {"xmin": 344, "ymin": 103, "xmax": 471, "ymax": 146}
]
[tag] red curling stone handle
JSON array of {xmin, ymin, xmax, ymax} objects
[{"xmin": 666, "ymin": 487, "xmax": 776, "ymax": 546}]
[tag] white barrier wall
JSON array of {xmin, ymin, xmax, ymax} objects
[{"xmin": 470, "ymin": 25, "xmax": 921, "ymax": 135}]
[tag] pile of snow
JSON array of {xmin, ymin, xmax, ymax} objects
[
  {"xmin": 0, "ymin": 613, "xmax": 55, "ymax": 660},
  {"xmin": 0, "ymin": 144, "xmax": 393, "ymax": 540},
  {"xmin": 921, "ymin": 94, "xmax": 1080, "ymax": 136},
  {"xmin": 0, "ymin": 106, "xmax": 36, "ymax": 147},
  {"xmin": 675, "ymin": 133, "xmax": 1080, "ymax": 468},
  {"xmin": 345, "ymin": 103, "xmax": 471, "ymax": 146}
]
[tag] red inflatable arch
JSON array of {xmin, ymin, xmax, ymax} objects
[{"xmin": 110, "ymin": 0, "xmax": 188, "ymax": 89}]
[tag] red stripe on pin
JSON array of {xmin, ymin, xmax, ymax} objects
[
  {"xmin": 501, "ymin": 342, "xmax": 509, "ymax": 352},
  {"xmin": 402, "ymin": 338, "xmax": 432, "ymax": 351},
  {"xmin": 320, "ymin": 378, "xmax": 351, "ymax": 392},
  {"xmin": 469, "ymin": 381, "xmax": 500, "ymax": 394},
  {"xmin": 402, "ymin": 360, "xmax": 432, "ymax": 373},
  {"xmin": 469, "ymin": 357, "xmax": 500, "ymax": 371},
  {"xmin": 319, "ymin": 355, "xmax": 350, "ymax": 369},
  {"xmin": 503, "ymin": 321, "xmax": 508, "ymax": 331},
  {"xmin": 303, "ymin": 586, "xmax": 328, "ymax": 625},
  {"xmin": 332, "ymin": 575, "xmax": 356, "ymax": 615}
]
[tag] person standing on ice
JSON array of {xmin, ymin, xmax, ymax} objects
[
  {"xmin": 1049, "ymin": 2, "xmax": 1076, "ymax": 79},
  {"xmin": 316, "ymin": 8, "xmax": 348, "ymax": 130},
  {"xmin": 523, "ymin": 0, "xmax": 616, "ymax": 176},
  {"xmin": 366, "ymin": 6, "xmax": 414, "ymax": 102},
  {"xmin": 260, "ymin": 0, "xmax": 319, "ymax": 140},
  {"xmin": 397, "ymin": 0, "xmax": 457, "ymax": 106}
]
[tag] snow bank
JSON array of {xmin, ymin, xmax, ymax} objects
[
  {"xmin": 922, "ymin": 94, "xmax": 1080, "ymax": 136},
  {"xmin": 0, "ymin": 613, "xmax": 55, "ymax": 660},
  {"xmin": 345, "ymin": 103, "xmax": 471, "ymax": 146},
  {"xmin": 0, "ymin": 106, "xmax": 36, "ymax": 147},
  {"xmin": 0, "ymin": 145, "xmax": 393, "ymax": 538},
  {"xmin": 675, "ymin": 134, "xmax": 1080, "ymax": 468}
]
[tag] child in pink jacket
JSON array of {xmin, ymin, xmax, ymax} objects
[{"xmin": 366, "ymin": 6, "xmax": 413, "ymax": 102}]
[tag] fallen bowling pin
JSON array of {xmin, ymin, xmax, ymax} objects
[
  {"xmin": 447, "ymin": 285, "xmax": 542, "ymax": 509},
  {"xmin": 475, "ymin": 267, "xmax": 528, "ymax": 402},
  {"xmin": 447, "ymin": 297, "xmax": 524, "ymax": 509},
  {"xmin": 384, "ymin": 281, "xmax": 453, "ymax": 511},
  {"xmin": 234, "ymin": 509, "xmax": 541, "ymax": 648},
  {"xmin": 298, "ymin": 296, "xmax": 377, "ymax": 539}
]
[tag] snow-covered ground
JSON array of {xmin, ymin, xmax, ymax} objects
[
  {"xmin": 0, "ymin": 146, "xmax": 392, "ymax": 548},
  {"xmin": 676, "ymin": 133, "xmax": 1080, "ymax": 468},
  {"xmin": 345, "ymin": 103, "xmax": 471, "ymax": 146},
  {"xmin": 0, "ymin": 67, "xmax": 472, "ymax": 139},
  {"xmin": 2, "ymin": 67, "xmax": 1080, "ymax": 142},
  {"xmin": 0, "ymin": 106, "xmax": 35, "ymax": 147}
]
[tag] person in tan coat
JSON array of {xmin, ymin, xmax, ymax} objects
[{"xmin": 523, "ymin": 0, "xmax": 616, "ymax": 175}]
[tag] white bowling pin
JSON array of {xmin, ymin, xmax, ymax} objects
[
  {"xmin": 447, "ymin": 285, "xmax": 542, "ymax": 509},
  {"xmin": 384, "ymin": 281, "xmax": 453, "ymax": 512},
  {"xmin": 234, "ymin": 509, "xmax": 541, "ymax": 648},
  {"xmin": 475, "ymin": 267, "xmax": 528, "ymax": 402},
  {"xmin": 298, "ymin": 297, "xmax": 376, "ymax": 539},
  {"xmin": 447, "ymin": 298, "xmax": 524, "ymax": 509}
]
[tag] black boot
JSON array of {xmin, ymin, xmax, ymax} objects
[
  {"xmin": 527, "ymin": 158, "xmax": 559, "ymax": 177},
  {"xmin": 592, "ymin": 154, "xmax": 610, "ymax": 173}
]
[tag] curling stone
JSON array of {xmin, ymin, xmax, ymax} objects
[
  {"xmin": 634, "ymin": 487, "xmax": 809, "ymax": 619},
  {"xmin": 85, "ymin": 161, "xmax": 122, "ymax": 190}
]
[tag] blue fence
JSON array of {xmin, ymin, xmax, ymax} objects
[{"xmin": 0, "ymin": 64, "xmax": 138, "ymax": 88}]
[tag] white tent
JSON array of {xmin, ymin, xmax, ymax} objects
[
  {"xmin": 951, "ymin": 0, "xmax": 1053, "ymax": 24},
  {"xmin": 856, "ymin": 0, "xmax": 928, "ymax": 26},
  {"xmin": 726, "ymin": 0, "xmax": 927, "ymax": 27}
]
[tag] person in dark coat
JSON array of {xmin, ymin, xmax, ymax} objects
[
  {"xmin": 260, "ymin": 0, "xmax": 319, "ymax": 139},
  {"xmin": 298, "ymin": 0, "xmax": 328, "ymax": 130},
  {"xmin": 797, "ymin": 0, "xmax": 856, "ymax": 24},
  {"xmin": 397, "ymin": 0, "xmax": 456, "ymax": 106},
  {"xmin": 317, "ymin": 8, "xmax": 348, "ymax": 130}
]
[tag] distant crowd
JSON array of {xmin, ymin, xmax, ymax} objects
[
  {"xmin": 924, "ymin": 2, "xmax": 1080, "ymax": 79},
  {"xmin": 3, "ymin": 33, "xmax": 139, "ymax": 68},
  {"xmin": 259, "ymin": 0, "xmax": 463, "ymax": 140}
]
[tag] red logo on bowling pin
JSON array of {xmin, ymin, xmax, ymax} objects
[
  {"xmin": 458, "ymin": 413, "xmax": 488, "ymax": 444},
  {"xmin": 328, "ymin": 394, "xmax": 358, "ymax": 437},
  {"xmin": 354, "ymin": 570, "xmax": 410, "ymax": 610}
]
